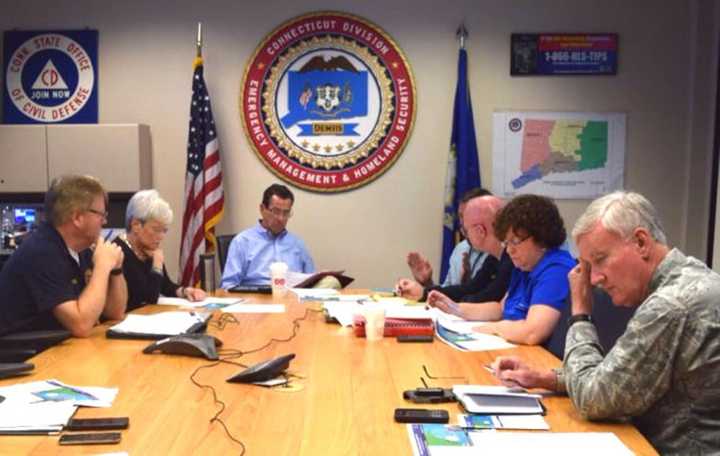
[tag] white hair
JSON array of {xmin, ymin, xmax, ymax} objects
[
  {"xmin": 572, "ymin": 191, "xmax": 667, "ymax": 244},
  {"xmin": 125, "ymin": 189, "xmax": 173, "ymax": 229}
]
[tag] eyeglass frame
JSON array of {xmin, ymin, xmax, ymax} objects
[
  {"xmin": 420, "ymin": 364, "xmax": 468, "ymax": 387},
  {"xmin": 263, "ymin": 204, "xmax": 293, "ymax": 219},
  {"xmin": 501, "ymin": 234, "xmax": 530, "ymax": 250},
  {"xmin": 86, "ymin": 208, "xmax": 108, "ymax": 219}
]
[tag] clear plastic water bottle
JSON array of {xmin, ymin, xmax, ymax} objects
[{"xmin": 1, "ymin": 206, "xmax": 13, "ymax": 249}]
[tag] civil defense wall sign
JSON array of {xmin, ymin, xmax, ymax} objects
[
  {"xmin": 240, "ymin": 12, "xmax": 416, "ymax": 192},
  {"xmin": 3, "ymin": 30, "xmax": 98, "ymax": 124}
]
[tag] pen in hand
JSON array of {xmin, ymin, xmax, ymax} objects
[{"xmin": 483, "ymin": 364, "xmax": 521, "ymax": 389}]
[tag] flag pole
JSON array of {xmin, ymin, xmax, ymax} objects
[
  {"xmin": 440, "ymin": 22, "xmax": 480, "ymax": 283},
  {"xmin": 456, "ymin": 23, "xmax": 467, "ymax": 50},
  {"xmin": 196, "ymin": 22, "xmax": 203, "ymax": 58}
]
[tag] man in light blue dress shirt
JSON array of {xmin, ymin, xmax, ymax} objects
[{"xmin": 220, "ymin": 184, "xmax": 315, "ymax": 288}]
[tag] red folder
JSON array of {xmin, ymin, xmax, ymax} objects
[{"xmin": 352, "ymin": 316, "xmax": 434, "ymax": 338}]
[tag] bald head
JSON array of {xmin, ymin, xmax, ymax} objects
[{"xmin": 463, "ymin": 195, "xmax": 505, "ymax": 257}]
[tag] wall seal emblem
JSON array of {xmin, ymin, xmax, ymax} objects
[{"xmin": 240, "ymin": 12, "xmax": 416, "ymax": 192}]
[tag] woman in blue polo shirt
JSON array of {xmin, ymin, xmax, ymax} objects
[{"xmin": 430, "ymin": 194, "xmax": 574, "ymax": 345}]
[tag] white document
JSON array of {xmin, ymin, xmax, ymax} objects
[
  {"xmin": 0, "ymin": 378, "xmax": 119, "ymax": 433},
  {"xmin": 0, "ymin": 400, "xmax": 75, "ymax": 433},
  {"xmin": 370, "ymin": 296, "xmax": 413, "ymax": 307},
  {"xmin": 290, "ymin": 288, "xmax": 340, "ymax": 300},
  {"xmin": 436, "ymin": 317, "xmax": 487, "ymax": 334},
  {"xmin": 41, "ymin": 380, "xmax": 118, "ymax": 408},
  {"xmin": 334, "ymin": 294, "xmax": 371, "ymax": 301},
  {"xmin": 384, "ymin": 306, "xmax": 433, "ymax": 319},
  {"xmin": 453, "ymin": 333, "xmax": 515, "ymax": 351},
  {"xmin": 428, "ymin": 307, "xmax": 465, "ymax": 321},
  {"xmin": 157, "ymin": 296, "xmax": 244, "ymax": 308},
  {"xmin": 467, "ymin": 432, "xmax": 633, "ymax": 456},
  {"xmin": 285, "ymin": 271, "xmax": 313, "ymax": 288},
  {"xmin": 430, "ymin": 307, "xmax": 489, "ymax": 330},
  {"xmin": 435, "ymin": 319, "xmax": 514, "ymax": 352},
  {"xmin": 221, "ymin": 303, "xmax": 286, "ymax": 314},
  {"xmin": 323, "ymin": 301, "xmax": 358, "ymax": 327},
  {"xmin": 493, "ymin": 414, "xmax": 550, "ymax": 430},
  {"xmin": 108, "ymin": 312, "xmax": 210, "ymax": 336}
]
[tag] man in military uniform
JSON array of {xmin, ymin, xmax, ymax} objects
[{"xmin": 491, "ymin": 191, "xmax": 720, "ymax": 455}]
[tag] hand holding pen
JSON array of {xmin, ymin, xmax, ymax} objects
[{"xmin": 487, "ymin": 356, "xmax": 554, "ymax": 391}]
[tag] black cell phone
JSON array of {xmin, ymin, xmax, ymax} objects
[
  {"xmin": 413, "ymin": 387, "xmax": 445, "ymax": 397},
  {"xmin": 66, "ymin": 417, "xmax": 129, "ymax": 431},
  {"xmin": 394, "ymin": 408, "xmax": 449, "ymax": 423},
  {"xmin": 396, "ymin": 335, "xmax": 434, "ymax": 343},
  {"xmin": 403, "ymin": 389, "xmax": 457, "ymax": 404},
  {"xmin": 58, "ymin": 432, "xmax": 122, "ymax": 445}
]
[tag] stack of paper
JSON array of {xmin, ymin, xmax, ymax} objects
[
  {"xmin": 221, "ymin": 303, "xmax": 285, "ymax": 314},
  {"xmin": 434, "ymin": 320, "xmax": 514, "ymax": 352},
  {"xmin": 323, "ymin": 300, "xmax": 431, "ymax": 327},
  {"xmin": 157, "ymin": 296, "xmax": 244, "ymax": 309},
  {"xmin": 0, "ymin": 400, "xmax": 75, "ymax": 434},
  {"xmin": 108, "ymin": 311, "xmax": 211, "ymax": 337},
  {"xmin": 407, "ymin": 425, "xmax": 633, "ymax": 456},
  {"xmin": 291, "ymin": 288, "xmax": 342, "ymax": 300},
  {"xmin": 0, "ymin": 379, "xmax": 118, "ymax": 434}
]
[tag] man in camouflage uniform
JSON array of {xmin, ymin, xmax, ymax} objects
[{"xmin": 491, "ymin": 191, "xmax": 720, "ymax": 455}]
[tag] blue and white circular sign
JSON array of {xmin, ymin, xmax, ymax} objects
[{"xmin": 3, "ymin": 30, "xmax": 98, "ymax": 123}]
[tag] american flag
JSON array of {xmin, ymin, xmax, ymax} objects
[{"xmin": 179, "ymin": 57, "xmax": 224, "ymax": 286}]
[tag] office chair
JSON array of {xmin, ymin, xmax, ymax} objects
[
  {"xmin": 216, "ymin": 234, "xmax": 234, "ymax": 273},
  {"xmin": 0, "ymin": 362, "xmax": 34, "ymax": 379},
  {"xmin": 0, "ymin": 329, "xmax": 71, "ymax": 362},
  {"xmin": 543, "ymin": 288, "xmax": 636, "ymax": 360},
  {"xmin": 0, "ymin": 329, "xmax": 69, "ymax": 379}
]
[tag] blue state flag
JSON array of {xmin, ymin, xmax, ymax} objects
[
  {"xmin": 281, "ymin": 70, "xmax": 368, "ymax": 135},
  {"xmin": 440, "ymin": 48, "xmax": 481, "ymax": 283}
]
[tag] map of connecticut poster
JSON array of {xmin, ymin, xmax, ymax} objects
[{"xmin": 492, "ymin": 111, "xmax": 625, "ymax": 199}]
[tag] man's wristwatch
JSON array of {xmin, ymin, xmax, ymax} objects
[
  {"xmin": 110, "ymin": 267, "xmax": 123, "ymax": 276},
  {"xmin": 567, "ymin": 313, "xmax": 592, "ymax": 327}
]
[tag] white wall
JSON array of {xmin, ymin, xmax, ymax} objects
[{"xmin": 1, "ymin": 0, "xmax": 717, "ymax": 287}]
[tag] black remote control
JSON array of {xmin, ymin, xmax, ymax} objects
[{"xmin": 394, "ymin": 408, "xmax": 449, "ymax": 423}]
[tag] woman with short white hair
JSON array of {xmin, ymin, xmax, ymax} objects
[{"xmin": 114, "ymin": 189, "xmax": 205, "ymax": 310}]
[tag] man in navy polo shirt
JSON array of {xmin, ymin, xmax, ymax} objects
[{"xmin": 0, "ymin": 175, "xmax": 127, "ymax": 337}]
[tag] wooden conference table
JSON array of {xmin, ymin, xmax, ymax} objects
[{"xmin": 1, "ymin": 291, "xmax": 658, "ymax": 455}]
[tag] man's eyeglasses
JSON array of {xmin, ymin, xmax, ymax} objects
[
  {"xmin": 265, "ymin": 206, "xmax": 293, "ymax": 218},
  {"xmin": 420, "ymin": 365, "xmax": 468, "ymax": 387},
  {"xmin": 86, "ymin": 208, "xmax": 108, "ymax": 219},
  {"xmin": 501, "ymin": 235, "xmax": 529, "ymax": 250}
]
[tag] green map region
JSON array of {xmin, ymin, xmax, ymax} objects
[{"xmin": 512, "ymin": 119, "xmax": 608, "ymax": 189}]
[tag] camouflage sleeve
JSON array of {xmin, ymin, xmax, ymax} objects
[{"xmin": 563, "ymin": 297, "xmax": 686, "ymax": 420}]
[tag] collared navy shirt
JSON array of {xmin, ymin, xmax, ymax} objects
[
  {"xmin": 0, "ymin": 222, "xmax": 92, "ymax": 335},
  {"xmin": 220, "ymin": 222, "xmax": 315, "ymax": 288}
]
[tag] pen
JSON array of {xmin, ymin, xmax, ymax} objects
[
  {"xmin": 446, "ymin": 425, "xmax": 490, "ymax": 431},
  {"xmin": 482, "ymin": 365, "xmax": 522, "ymax": 388}
]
